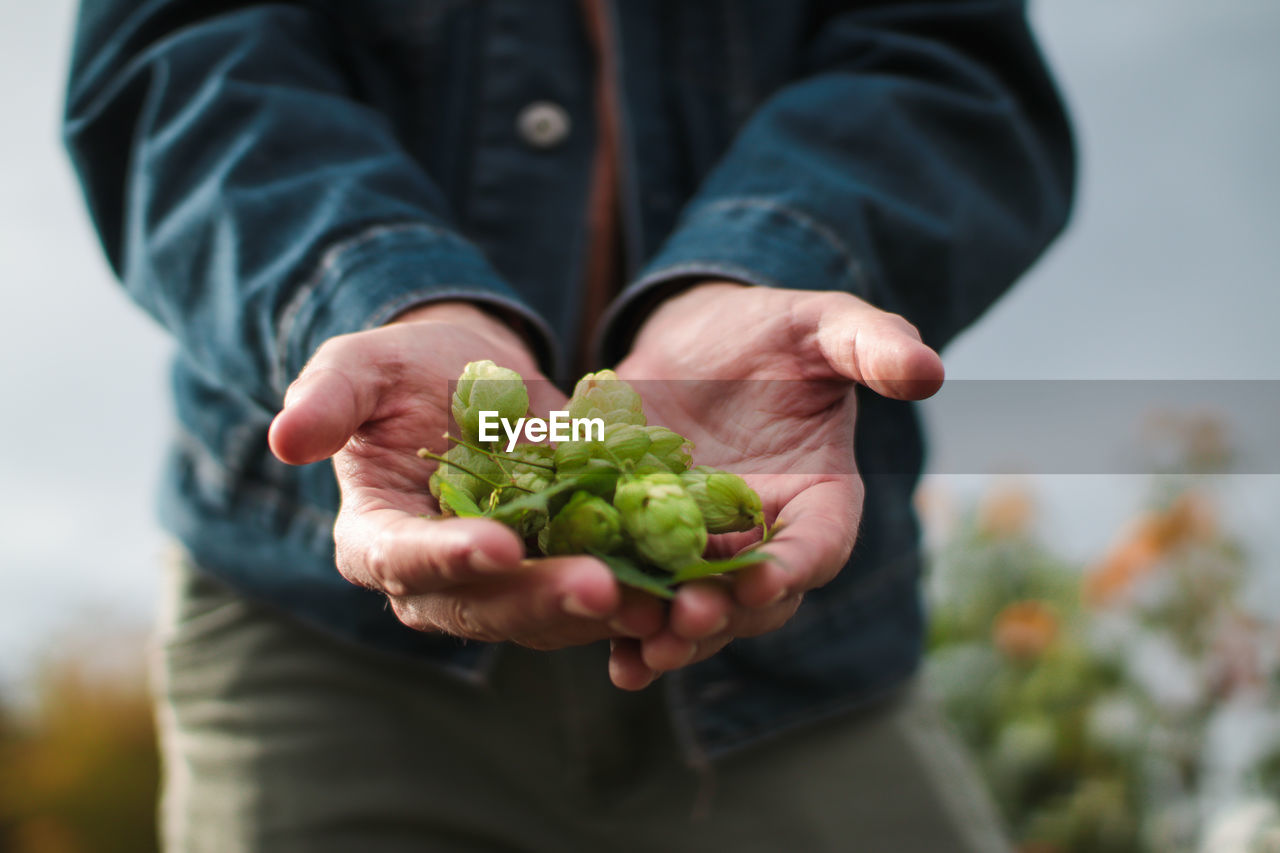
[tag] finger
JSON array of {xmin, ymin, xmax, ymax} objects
[
  {"xmin": 641, "ymin": 632, "xmax": 697, "ymax": 672},
  {"xmin": 609, "ymin": 639, "xmax": 656, "ymax": 691},
  {"xmin": 608, "ymin": 588, "xmax": 667, "ymax": 639},
  {"xmin": 641, "ymin": 631, "xmax": 736, "ymax": 673},
  {"xmin": 734, "ymin": 478, "xmax": 862, "ymax": 608},
  {"xmin": 810, "ymin": 297, "xmax": 945, "ymax": 400},
  {"xmin": 688, "ymin": 635, "xmax": 733, "ymax": 666},
  {"xmin": 717, "ymin": 594, "xmax": 804, "ymax": 640},
  {"xmin": 647, "ymin": 593, "xmax": 802, "ymax": 671},
  {"xmin": 335, "ymin": 510, "xmax": 525, "ymax": 595},
  {"xmin": 669, "ymin": 581, "xmax": 733, "ymax": 641},
  {"xmin": 393, "ymin": 556, "xmax": 621, "ymax": 647},
  {"xmin": 269, "ymin": 339, "xmax": 387, "ymax": 465}
]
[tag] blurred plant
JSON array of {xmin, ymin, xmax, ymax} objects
[
  {"xmin": 925, "ymin": 428, "xmax": 1280, "ymax": 853},
  {"xmin": 0, "ymin": 628, "xmax": 158, "ymax": 853}
]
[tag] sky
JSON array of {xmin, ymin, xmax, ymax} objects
[{"xmin": 0, "ymin": 0, "xmax": 1276, "ymax": 689}]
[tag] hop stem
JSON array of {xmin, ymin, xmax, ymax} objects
[
  {"xmin": 416, "ymin": 448, "xmax": 534, "ymax": 493},
  {"xmin": 445, "ymin": 433, "xmax": 557, "ymax": 471}
]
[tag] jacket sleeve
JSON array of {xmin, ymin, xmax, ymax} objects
[
  {"xmin": 599, "ymin": 0, "xmax": 1075, "ymax": 360},
  {"xmin": 63, "ymin": 1, "xmax": 555, "ymax": 411}
]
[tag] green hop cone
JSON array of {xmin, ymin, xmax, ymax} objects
[
  {"xmin": 451, "ymin": 360, "xmax": 529, "ymax": 443},
  {"xmin": 567, "ymin": 369, "xmax": 645, "ymax": 426},
  {"xmin": 503, "ymin": 444, "xmax": 555, "ymax": 490},
  {"xmin": 539, "ymin": 491, "xmax": 624, "ymax": 556},
  {"xmin": 679, "ymin": 466, "xmax": 764, "ymax": 533},
  {"xmin": 613, "ymin": 473, "xmax": 707, "ymax": 571},
  {"xmin": 554, "ymin": 439, "xmax": 593, "ymax": 473},
  {"xmin": 643, "ymin": 426, "xmax": 693, "ymax": 473},
  {"xmin": 495, "ymin": 445, "xmax": 555, "ymax": 536},
  {"xmin": 429, "ymin": 445, "xmax": 502, "ymax": 514},
  {"xmin": 599, "ymin": 423, "xmax": 651, "ymax": 464},
  {"xmin": 630, "ymin": 453, "xmax": 676, "ymax": 477}
]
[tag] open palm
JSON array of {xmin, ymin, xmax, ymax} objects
[
  {"xmin": 268, "ymin": 303, "xmax": 656, "ymax": 650},
  {"xmin": 608, "ymin": 282, "xmax": 944, "ymax": 687}
]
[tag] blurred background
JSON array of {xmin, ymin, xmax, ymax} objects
[{"xmin": 1, "ymin": 1, "xmax": 1276, "ymax": 850}]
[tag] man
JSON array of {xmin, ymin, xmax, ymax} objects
[{"xmin": 64, "ymin": 1, "xmax": 1073, "ymax": 849}]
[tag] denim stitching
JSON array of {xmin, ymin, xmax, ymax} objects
[
  {"xmin": 691, "ymin": 197, "xmax": 872, "ymax": 293},
  {"xmin": 359, "ymin": 289, "xmax": 564, "ymax": 382},
  {"xmin": 272, "ymin": 221, "xmax": 454, "ymax": 395}
]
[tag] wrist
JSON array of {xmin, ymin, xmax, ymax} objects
[
  {"xmin": 636, "ymin": 279, "xmax": 747, "ymax": 331},
  {"xmin": 387, "ymin": 300, "xmax": 536, "ymax": 361}
]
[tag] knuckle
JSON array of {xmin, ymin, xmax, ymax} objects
[
  {"xmin": 427, "ymin": 535, "xmax": 472, "ymax": 585},
  {"xmin": 444, "ymin": 597, "xmax": 500, "ymax": 643},
  {"xmin": 388, "ymin": 596, "xmax": 432, "ymax": 633},
  {"xmin": 366, "ymin": 531, "xmax": 411, "ymax": 597}
]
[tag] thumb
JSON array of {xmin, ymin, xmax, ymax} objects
[
  {"xmin": 268, "ymin": 346, "xmax": 384, "ymax": 465},
  {"xmin": 812, "ymin": 297, "xmax": 945, "ymax": 401}
]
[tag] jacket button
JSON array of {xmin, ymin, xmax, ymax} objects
[{"xmin": 516, "ymin": 101, "xmax": 571, "ymax": 149}]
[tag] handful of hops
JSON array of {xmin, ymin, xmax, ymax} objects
[{"xmin": 419, "ymin": 363, "xmax": 772, "ymax": 597}]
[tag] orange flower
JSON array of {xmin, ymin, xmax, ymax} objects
[
  {"xmin": 1083, "ymin": 491, "xmax": 1215, "ymax": 606},
  {"xmin": 978, "ymin": 483, "xmax": 1036, "ymax": 539},
  {"xmin": 994, "ymin": 600, "xmax": 1060, "ymax": 662}
]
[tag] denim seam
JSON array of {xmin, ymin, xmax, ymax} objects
[
  {"xmin": 690, "ymin": 197, "xmax": 872, "ymax": 293},
  {"xmin": 357, "ymin": 288, "xmax": 564, "ymax": 381},
  {"xmin": 272, "ymin": 221, "xmax": 457, "ymax": 395},
  {"xmin": 590, "ymin": 260, "xmax": 781, "ymax": 365},
  {"xmin": 592, "ymin": 197, "xmax": 874, "ymax": 364}
]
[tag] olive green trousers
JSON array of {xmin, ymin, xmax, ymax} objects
[{"xmin": 151, "ymin": 557, "xmax": 1011, "ymax": 852}]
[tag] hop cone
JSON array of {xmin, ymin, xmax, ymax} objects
[
  {"xmin": 631, "ymin": 453, "xmax": 677, "ymax": 477},
  {"xmin": 567, "ymin": 369, "xmax": 645, "ymax": 426},
  {"xmin": 503, "ymin": 444, "xmax": 555, "ymax": 491},
  {"xmin": 599, "ymin": 423, "xmax": 651, "ymax": 464},
  {"xmin": 496, "ymin": 445, "xmax": 555, "ymax": 536},
  {"xmin": 643, "ymin": 426, "xmax": 693, "ymax": 473},
  {"xmin": 539, "ymin": 491, "xmax": 623, "ymax": 556},
  {"xmin": 613, "ymin": 473, "xmax": 706, "ymax": 571},
  {"xmin": 429, "ymin": 445, "xmax": 501, "ymax": 513},
  {"xmin": 452, "ymin": 360, "xmax": 529, "ymax": 443},
  {"xmin": 679, "ymin": 466, "xmax": 763, "ymax": 533},
  {"xmin": 554, "ymin": 440, "xmax": 593, "ymax": 473}
]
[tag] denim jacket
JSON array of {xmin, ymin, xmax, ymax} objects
[{"xmin": 64, "ymin": 0, "xmax": 1073, "ymax": 759}]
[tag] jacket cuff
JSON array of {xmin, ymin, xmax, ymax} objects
[
  {"xmin": 595, "ymin": 198, "xmax": 876, "ymax": 365},
  {"xmin": 272, "ymin": 222, "xmax": 557, "ymax": 395}
]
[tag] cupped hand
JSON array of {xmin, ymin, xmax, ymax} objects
[
  {"xmin": 268, "ymin": 302, "xmax": 663, "ymax": 650},
  {"xmin": 607, "ymin": 282, "xmax": 944, "ymax": 689}
]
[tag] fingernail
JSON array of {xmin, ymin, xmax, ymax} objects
[
  {"xmin": 563, "ymin": 593, "xmax": 609, "ymax": 620},
  {"xmin": 470, "ymin": 551, "xmax": 505, "ymax": 573},
  {"xmin": 707, "ymin": 614, "xmax": 730, "ymax": 635},
  {"xmin": 674, "ymin": 642, "xmax": 697, "ymax": 668},
  {"xmin": 609, "ymin": 618, "xmax": 642, "ymax": 638},
  {"xmin": 763, "ymin": 587, "xmax": 788, "ymax": 607}
]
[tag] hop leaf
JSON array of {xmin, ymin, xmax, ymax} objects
[
  {"xmin": 679, "ymin": 466, "xmax": 764, "ymax": 533},
  {"xmin": 613, "ymin": 473, "xmax": 707, "ymax": 571},
  {"xmin": 567, "ymin": 369, "xmax": 645, "ymax": 426},
  {"xmin": 452, "ymin": 360, "xmax": 529, "ymax": 443},
  {"xmin": 539, "ymin": 491, "xmax": 624, "ymax": 556}
]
